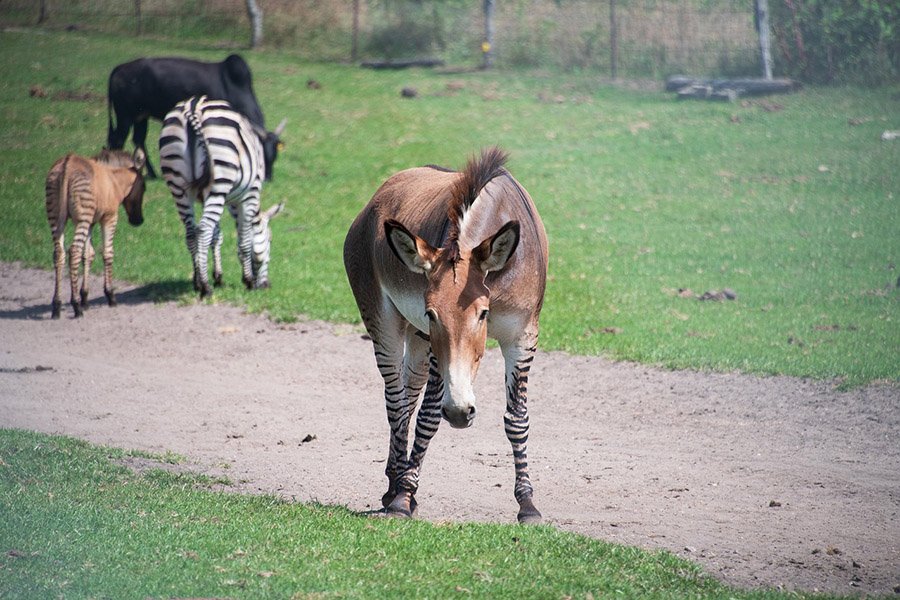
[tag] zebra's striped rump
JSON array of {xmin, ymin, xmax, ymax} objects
[{"xmin": 159, "ymin": 95, "xmax": 283, "ymax": 297}]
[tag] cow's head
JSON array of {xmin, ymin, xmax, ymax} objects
[{"xmin": 254, "ymin": 119, "xmax": 286, "ymax": 181}]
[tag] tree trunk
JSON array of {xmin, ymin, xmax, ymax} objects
[
  {"xmin": 246, "ymin": 0, "xmax": 263, "ymax": 49},
  {"xmin": 482, "ymin": 0, "xmax": 495, "ymax": 69},
  {"xmin": 755, "ymin": 0, "xmax": 773, "ymax": 79},
  {"xmin": 38, "ymin": 0, "xmax": 48, "ymax": 24}
]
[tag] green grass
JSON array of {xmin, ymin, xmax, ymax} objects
[
  {"xmin": 0, "ymin": 428, "xmax": 841, "ymax": 599},
  {"xmin": 1, "ymin": 29, "xmax": 898, "ymax": 387}
]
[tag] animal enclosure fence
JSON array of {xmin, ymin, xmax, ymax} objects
[{"xmin": 4, "ymin": 0, "xmax": 761, "ymax": 78}]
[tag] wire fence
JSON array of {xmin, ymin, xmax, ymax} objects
[{"xmin": 5, "ymin": 0, "xmax": 763, "ymax": 78}]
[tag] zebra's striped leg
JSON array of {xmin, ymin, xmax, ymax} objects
[
  {"xmin": 233, "ymin": 202, "xmax": 255, "ymax": 289},
  {"xmin": 194, "ymin": 197, "xmax": 224, "ymax": 298},
  {"xmin": 68, "ymin": 221, "xmax": 91, "ymax": 318},
  {"xmin": 170, "ymin": 187, "xmax": 200, "ymax": 292},
  {"xmin": 51, "ymin": 234, "xmax": 65, "ymax": 319},
  {"xmin": 100, "ymin": 219, "xmax": 117, "ymax": 306},
  {"xmin": 502, "ymin": 337, "xmax": 542, "ymax": 524},
  {"xmin": 212, "ymin": 222, "xmax": 224, "ymax": 287},
  {"xmin": 388, "ymin": 353, "xmax": 444, "ymax": 517}
]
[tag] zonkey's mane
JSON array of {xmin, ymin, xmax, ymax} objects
[
  {"xmin": 445, "ymin": 146, "xmax": 509, "ymax": 263},
  {"xmin": 92, "ymin": 149, "xmax": 136, "ymax": 168}
]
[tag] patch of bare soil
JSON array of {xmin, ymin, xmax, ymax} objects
[{"xmin": 1, "ymin": 262, "xmax": 897, "ymax": 595}]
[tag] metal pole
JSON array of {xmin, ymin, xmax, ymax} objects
[
  {"xmin": 756, "ymin": 0, "xmax": 773, "ymax": 79},
  {"xmin": 609, "ymin": 0, "xmax": 618, "ymax": 79},
  {"xmin": 351, "ymin": 0, "xmax": 360, "ymax": 62},
  {"xmin": 135, "ymin": 0, "xmax": 142, "ymax": 35},
  {"xmin": 482, "ymin": 0, "xmax": 495, "ymax": 69}
]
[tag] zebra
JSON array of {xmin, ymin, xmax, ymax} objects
[
  {"xmin": 159, "ymin": 95, "xmax": 283, "ymax": 298},
  {"xmin": 45, "ymin": 149, "xmax": 146, "ymax": 319}
]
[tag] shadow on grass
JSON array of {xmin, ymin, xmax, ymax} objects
[{"xmin": 0, "ymin": 279, "xmax": 194, "ymax": 321}]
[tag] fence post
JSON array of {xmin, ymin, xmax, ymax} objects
[
  {"xmin": 135, "ymin": 0, "xmax": 142, "ymax": 34},
  {"xmin": 482, "ymin": 0, "xmax": 495, "ymax": 69},
  {"xmin": 351, "ymin": 0, "xmax": 360, "ymax": 62},
  {"xmin": 609, "ymin": 0, "xmax": 618, "ymax": 79},
  {"xmin": 756, "ymin": 0, "xmax": 773, "ymax": 79}
]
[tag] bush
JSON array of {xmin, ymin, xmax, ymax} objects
[{"xmin": 770, "ymin": 0, "xmax": 900, "ymax": 85}]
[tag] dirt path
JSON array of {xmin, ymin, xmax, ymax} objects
[{"xmin": 1, "ymin": 262, "xmax": 898, "ymax": 596}]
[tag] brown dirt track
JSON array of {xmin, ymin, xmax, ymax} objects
[{"xmin": 1, "ymin": 262, "xmax": 898, "ymax": 596}]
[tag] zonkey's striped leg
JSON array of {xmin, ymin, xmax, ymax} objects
[
  {"xmin": 381, "ymin": 329, "xmax": 429, "ymax": 513},
  {"xmin": 503, "ymin": 338, "xmax": 542, "ymax": 523},
  {"xmin": 389, "ymin": 353, "xmax": 443, "ymax": 517}
]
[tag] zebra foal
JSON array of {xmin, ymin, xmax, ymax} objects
[
  {"xmin": 45, "ymin": 148, "xmax": 146, "ymax": 319},
  {"xmin": 159, "ymin": 95, "xmax": 283, "ymax": 297}
]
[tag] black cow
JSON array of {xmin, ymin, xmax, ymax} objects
[{"xmin": 106, "ymin": 54, "xmax": 285, "ymax": 179}]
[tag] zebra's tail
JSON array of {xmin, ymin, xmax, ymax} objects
[{"xmin": 185, "ymin": 96, "xmax": 213, "ymax": 195}]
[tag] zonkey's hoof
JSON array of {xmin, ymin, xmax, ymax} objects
[
  {"xmin": 385, "ymin": 492, "xmax": 417, "ymax": 518},
  {"xmin": 517, "ymin": 497, "xmax": 542, "ymax": 524}
]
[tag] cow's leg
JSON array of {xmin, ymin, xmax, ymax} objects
[
  {"xmin": 107, "ymin": 109, "xmax": 132, "ymax": 150},
  {"xmin": 388, "ymin": 350, "xmax": 444, "ymax": 518},
  {"xmin": 51, "ymin": 233, "xmax": 65, "ymax": 319},
  {"xmin": 68, "ymin": 221, "xmax": 91, "ymax": 318},
  {"xmin": 100, "ymin": 217, "xmax": 118, "ymax": 306},
  {"xmin": 381, "ymin": 330, "xmax": 429, "ymax": 514},
  {"xmin": 195, "ymin": 196, "xmax": 224, "ymax": 298},
  {"xmin": 132, "ymin": 119, "xmax": 156, "ymax": 178},
  {"xmin": 501, "ymin": 328, "xmax": 542, "ymax": 524}
]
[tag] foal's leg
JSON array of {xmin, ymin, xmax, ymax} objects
[
  {"xmin": 51, "ymin": 233, "xmax": 65, "ymax": 319},
  {"xmin": 502, "ymin": 331, "xmax": 542, "ymax": 524},
  {"xmin": 68, "ymin": 220, "xmax": 91, "ymax": 318},
  {"xmin": 100, "ymin": 217, "xmax": 118, "ymax": 306},
  {"xmin": 80, "ymin": 226, "xmax": 95, "ymax": 310}
]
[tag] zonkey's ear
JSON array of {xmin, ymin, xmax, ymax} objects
[
  {"xmin": 474, "ymin": 220, "xmax": 520, "ymax": 273},
  {"xmin": 385, "ymin": 219, "xmax": 437, "ymax": 274}
]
